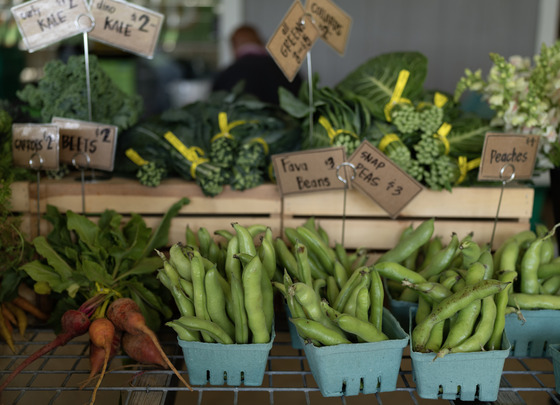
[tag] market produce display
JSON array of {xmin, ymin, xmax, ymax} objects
[
  {"xmin": 16, "ymin": 55, "xmax": 143, "ymax": 131},
  {"xmin": 378, "ymin": 218, "xmax": 560, "ymax": 357},
  {"xmin": 115, "ymin": 88, "xmax": 301, "ymax": 195},
  {"xmin": 455, "ymin": 40, "xmax": 560, "ymax": 170},
  {"xmin": 279, "ymin": 51, "xmax": 491, "ymax": 190},
  {"xmin": 161, "ymin": 223, "xmax": 275, "ymax": 345}
]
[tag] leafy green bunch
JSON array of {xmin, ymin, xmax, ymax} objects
[
  {"xmin": 455, "ymin": 42, "xmax": 560, "ymax": 168},
  {"xmin": 17, "ymin": 55, "xmax": 143, "ymax": 130},
  {"xmin": 19, "ymin": 198, "xmax": 189, "ymax": 331},
  {"xmin": 116, "ymin": 89, "xmax": 301, "ymax": 195},
  {"xmin": 371, "ymin": 94, "xmax": 490, "ymax": 191}
]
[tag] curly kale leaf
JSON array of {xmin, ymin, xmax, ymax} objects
[{"xmin": 17, "ymin": 55, "xmax": 142, "ymax": 130}]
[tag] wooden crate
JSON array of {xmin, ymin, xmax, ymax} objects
[
  {"xmin": 282, "ymin": 187, "xmax": 534, "ymax": 250},
  {"xmin": 10, "ymin": 178, "xmax": 534, "ymax": 251},
  {"xmin": 10, "ymin": 176, "xmax": 282, "ymax": 244}
]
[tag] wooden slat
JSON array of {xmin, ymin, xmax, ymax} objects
[
  {"xmin": 283, "ymin": 187, "xmax": 534, "ymax": 219},
  {"xmin": 28, "ymin": 177, "xmax": 282, "ymax": 215},
  {"xmin": 9, "ymin": 181, "xmax": 30, "ymax": 213}
]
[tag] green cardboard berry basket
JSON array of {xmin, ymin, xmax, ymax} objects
[
  {"xmin": 384, "ymin": 280, "xmax": 418, "ymax": 330},
  {"xmin": 177, "ymin": 330, "xmax": 275, "ymax": 386},
  {"xmin": 298, "ymin": 308, "xmax": 409, "ymax": 397},
  {"xmin": 505, "ymin": 309, "xmax": 560, "ymax": 357},
  {"xmin": 284, "ymin": 304, "xmax": 304, "ymax": 349},
  {"xmin": 409, "ymin": 308, "xmax": 511, "ymax": 401},
  {"xmin": 548, "ymin": 343, "xmax": 560, "ymax": 392}
]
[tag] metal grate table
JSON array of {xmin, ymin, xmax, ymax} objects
[{"xmin": 0, "ymin": 328, "xmax": 559, "ymax": 405}]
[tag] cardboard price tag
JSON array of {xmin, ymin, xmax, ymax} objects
[
  {"xmin": 478, "ymin": 133, "xmax": 540, "ymax": 181},
  {"xmin": 272, "ymin": 147, "xmax": 347, "ymax": 195},
  {"xmin": 305, "ymin": 0, "xmax": 352, "ymax": 56},
  {"xmin": 348, "ymin": 140, "xmax": 423, "ymax": 218},
  {"xmin": 88, "ymin": 0, "xmax": 164, "ymax": 59},
  {"xmin": 266, "ymin": 0, "xmax": 320, "ymax": 82},
  {"xmin": 52, "ymin": 117, "xmax": 118, "ymax": 171},
  {"xmin": 11, "ymin": 0, "xmax": 92, "ymax": 52},
  {"xmin": 12, "ymin": 123, "xmax": 59, "ymax": 170}
]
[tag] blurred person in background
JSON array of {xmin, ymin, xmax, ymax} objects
[{"xmin": 212, "ymin": 24, "xmax": 302, "ymax": 105}]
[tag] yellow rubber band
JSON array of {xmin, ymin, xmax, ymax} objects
[
  {"xmin": 434, "ymin": 92, "xmax": 449, "ymax": 108},
  {"xmin": 456, "ymin": 156, "xmax": 481, "ymax": 185},
  {"xmin": 250, "ymin": 137, "xmax": 269, "ymax": 155},
  {"xmin": 318, "ymin": 116, "xmax": 358, "ymax": 144},
  {"xmin": 211, "ymin": 132, "xmax": 235, "ymax": 143},
  {"xmin": 211, "ymin": 112, "xmax": 247, "ymax": 143},
  {"xmin": 125, "ymin": 148, "xmax": 149, "ymax": 166},
  {"xmin": 379, "ymin": 133, "xmax": 401, "ymax": 153},
  {"xmin": 384, "ymin": 69, "xmax": 410, "ymax": 122},
  {"xmin": 164, "ymin": 131, "xmax": 209, "ymax": 179},
  {"xmin": 433, "ymin": 122, "xmax": 452, "ymax": 155}
]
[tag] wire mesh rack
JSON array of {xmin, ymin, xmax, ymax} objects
[{"xmin": 0, "ymin": 328, "xmax": 559, "ymax": 405}]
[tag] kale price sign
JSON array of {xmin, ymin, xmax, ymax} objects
[
  {"xmin": 11, "ymin": 0, "xmax": 93, "ymax": 52},
  {"xmin": 348, "ymin": 140, "xmax": 423, "ymax": 218},
  {"xmin": 12, "ymin": 123, "xmax": 60, "ymax": 170},
  {"xmin": 272, "ymin": 146, "xmax": 347, "ymax": 195},
  {"xmin": 88, "ymin": 0, "xmax": 164, "ymax": 58}
]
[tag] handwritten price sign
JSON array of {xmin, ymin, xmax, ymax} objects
[
  {"xmin": 272, "ymin": 146, "xmax": 347, "ymax": 195},
  {"xmin": 11, "ymin": 0, "xmax": 92, "ymax": 52},
  {"xmin": 88, "ymin": 0, "xmax": 164, "ymax": 58},
  {"xmin": 478, "ymin": 133, "xmax": 540, "ymax": 181},
  {"xmin": 12, "ymin": 124, "xmax": 60, "ymax": 170},
  {"xmin": 348, "ymin": 140, "xmax": 423, "ymax": 218},
  {"xmin": 53, "ymin": 117, "xmax": 118, "ymax": 171},
  {"xmin": 266, "ymin": 0, "xmax": 319, "ymax": 82}
]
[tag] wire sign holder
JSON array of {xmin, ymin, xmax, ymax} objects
[
  {"xmin": 336, "ymin": 162, "xmax": 356, "ymax": 246},
  {"xmin": 477, "ymin": 133, "xmax": 540, "ymax": 248},
  {"xmin": 490, "ymin": 163, "xmax": 516, "ymax": 248},
  {"xmin": 28, "ymin": 153, "xmax": 44, "ymax": 236},
  {"xmin": 72, "ymin": 152, "xmax": 91, "ymax": 215}
]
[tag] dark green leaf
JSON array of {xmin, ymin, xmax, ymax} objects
[
  {"xmin": 66, "ymin": 210, "xmax": 101, "ymax": 254},
  {"xmin": 130, "ymin": 290, "xmax": 161, "ymax": 332},
  {"xmin": 116, "ymin": 256, "xmax": 162, "ymax": 280},
  {"xmin": 32, "ymin": 236, "xmax": 74, "ymax": 279},
  {"xmin": 143, "ymin": 198, "xmax": 189, "ymax": 256},
  {"xmin": 19, "ymin": 260, "xmax": 72, "ymax": 293},
  {"xmin": 0, "ymin": 268, "xmax": 25, "ymax": 302},
  {"xmin": 336, "ymin": 51, "xmax": 428, "ymax": 120},
  {"xmin": 43, "ymin": 205, "xmax": 73, "ymax": 249},
  {"xmin": 80, "ymin": 259, "xmax": 114, "ymax": 286}
]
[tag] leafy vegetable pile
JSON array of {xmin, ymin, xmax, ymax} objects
[
  {"xmin": 115, "ymin": 88, "xmax": 301, "ymax": 196},
  {"xmin": 17, "ymin": 55, "xmax": 143, "ymax": 130},
  {"xmin": 280, "ymin": 51, "xmax": 492, "ymax": 191},
  {"xmin": 19, "ymin": 198, "xmax": 189, "ymax": 332},
  {"xmin": 0, "ymin": 102, "xmax": 35, "ymax": 296},
  {"xmin": 454, "ymin": 42, "xmax": 560, "ymax": 170}
]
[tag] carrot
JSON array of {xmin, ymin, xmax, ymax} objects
[
  {"xmin": 5, "ymin": 302, "xmax": 27, "ymax": 337},
  {"xmin": 0, "ymin": 309, "xmax": 91, "ymax": 393},
  {"xmin": 87, "ymin": 318, "xmax": 116, "ymax": 405},
  {"xmin": 0, "ymin": 309, "xmax": 15, "ymax": 353},
  {"xmin": 106, "ymin": 298, "xmax": 191, "ymax": 390},
  {"xmin": 121, "ymin": 332, "xmax": 167, "ymax": 369},
  {"xmin": 12, "ymin": 296, "xmax": 49, "ymax": 322},
  {"xmin": 1, "ymin": 304, "xmax": 17, "ymax": 326}
]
